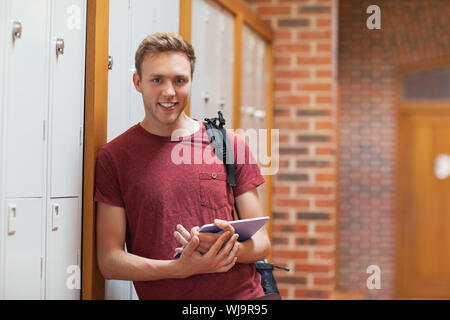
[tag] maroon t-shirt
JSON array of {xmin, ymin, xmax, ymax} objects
[{"xmin": 94, "ymin": 119, "xmax": 265, "ymax": 300}]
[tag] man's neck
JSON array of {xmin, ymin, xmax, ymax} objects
[{"xmin": 140, "ymin": 112, "xmax": 200, "ymax": 138}]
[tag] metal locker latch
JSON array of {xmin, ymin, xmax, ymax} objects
[
  {"xmin": 108, "ymin": 56, "xmax": 113, "ymax": 70},
  {"xmin": 201, "ymin": 91, "xmax": 210, "ymax": 104},
  {"xmin": 56, "ymin": 38, "xmax": 64, "ymax": 56},
  {"xmin": 52, "ymin": 203, "xmax": 60, "ymax": 231},
  {"xmin": 217, "ymin": 97, "xmax": 226, "ymax": 109},
  {"xmin": 12, "ymin": 21, "xmax": 22, "ymax": 41},
  {"xmin": 241, "ymin": 106, "xmax": 255, "ymax": 116},
  {"xmin": 8, "ymin": 205, "xmax": 17, "ymax": 236},
  {"xmin": 254, "ymin": 110, "xmax": 266, "ymax": 119}
]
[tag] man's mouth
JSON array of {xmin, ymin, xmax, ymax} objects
[{"xmin": 158, "ymin": 102, "xmax": 178, "ymax": 110}]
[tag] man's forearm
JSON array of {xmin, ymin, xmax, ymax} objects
[
  {"xmin": 100, "ymin": 249, "xmax": 186, "ymax": 281},
  {"xmin": 235, "ymin": 229, "xmax": 271, "ymax": 264}
]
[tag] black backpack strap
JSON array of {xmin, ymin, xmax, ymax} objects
[
  {"xmin": 204, "ymin": 112, "xmax": 237, "ymax": 187},
  {"xmin": 204, "ymin": 111, "xmax": 241, "ymax": 220}
]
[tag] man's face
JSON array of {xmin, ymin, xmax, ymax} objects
[{"xmin": 133, "ymin": 51, "xmax": 192, "ymax": 128}]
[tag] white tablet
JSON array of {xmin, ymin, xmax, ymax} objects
[
  {"xmin": 199, "ymin": 216, "xmax": 270, "ymax": 242},
  {"xmin": 173, "ymin": 216, "xmax": 270, "ymax": 258}
]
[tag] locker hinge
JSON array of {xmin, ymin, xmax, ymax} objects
[
  {"xmin": 43, "ymin": 120, "xmax": 46, "ymax": 140},
  {"xmin": 40, "ymin": 257, "xmax": 44, "ymax": 279},
  {"xmin": 76, "ymin": 249, "xmax": 81, "ymax": 266},
  {"xmin": 79, "ymin": 127, "xmax": 82, "ymax": 146}
]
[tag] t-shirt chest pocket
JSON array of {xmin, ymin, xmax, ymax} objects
[{"xmin": 199, "ymin": 171, "xmax": 230, "ymax": 209}]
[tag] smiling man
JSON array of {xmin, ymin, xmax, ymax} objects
[{"xmin": 94, "ymin": 32, "xmax": 270, "ymax": 300}]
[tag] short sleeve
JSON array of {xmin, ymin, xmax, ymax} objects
[
  {"xmin": 94, "ymin": 147, "xmax": 125, "ymax": 208},
  {"xmin": 230, "ymin": 132, "xmax": 265, "ymax": 197}
]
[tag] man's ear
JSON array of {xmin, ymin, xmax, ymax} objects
[{"xmin": 132, "ymin": 73, "xmax": 142, "ymax": 93}]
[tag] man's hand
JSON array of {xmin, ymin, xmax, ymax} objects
[
  {"xmin": 173, "ymin": 219, "xmax": 235, "ymax": 255},
  {"xmin": 176, "ymin": 230, "xmax": 240, "ymax": 277}
]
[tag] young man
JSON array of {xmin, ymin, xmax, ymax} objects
[{"xmin": 95, "ymin": 32, "xmax": 271, "ymax": 299}]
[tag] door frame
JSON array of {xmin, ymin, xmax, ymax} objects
[{"xmin": 395, "ymin": 57, "xmax": 450, "ymax": 298}]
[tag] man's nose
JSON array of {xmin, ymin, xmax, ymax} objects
[{"xmin": 163, "ymin": 81, "xmax": 176, "ymax": 97}]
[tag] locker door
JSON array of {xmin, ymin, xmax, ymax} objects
[
  {"xmin": 48, "ymin": 0, "xmax": 86, "ymax": 197},
  {"xmin": 4, "ymin": 198, "xmax": 43, "ymax": 299},
  {"xmin": 215, "ymin": 6, "xmax": 234, "ymax": 128},
  {"xmin": 129, "ymin": 0, "xmax": 180, "ymax": 125},
  {"xmin": 240, "ymin": 26, "xmax": 251, "ymax": 130},
  {"xmin": 0, "ymin": 1, "xmax": 6, "ymax": 300},
  {"xmin": 45, "ymin": 198, "xmax": 81, "ymax": 299},
  {"xmin": 4, "ymin": 0, "xmax": 49, "ymax": 198},
  {"xmin": 108, "ymin": 0, "xmax": 132, "ymax": 141},
  {"xmin": 241, "ymin": 25, "xmax": 257, "ymax": 130},
  {"xmin": 106, "ymin": 0, "xmax": 133, "ymax": 299},
  {"xmin": 203, "ymin": 1, "xmax": 220, "ymax": 121},
  {"xmin": 190, "ymin": 0, "xmax": 209, "ymax": 121}
]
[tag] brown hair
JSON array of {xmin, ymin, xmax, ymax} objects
[{"xmin": 135, "ymin": 32, "xmax": 196, "ymax": 78}]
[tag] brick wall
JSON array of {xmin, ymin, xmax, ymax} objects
[
  {"xmin": 338, "ymin": 0, "xmax": 450, "ymax": 299},
  {"xmin": 246, "ymin": 0, "xmax": 338, "ymax": 299}
]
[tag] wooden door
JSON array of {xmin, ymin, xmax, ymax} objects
[{"xmin": 397, "ymin": 104, "xmax": 450, "ymax": 298}]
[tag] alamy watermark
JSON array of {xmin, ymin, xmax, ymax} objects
[
  {"xmin": 66, "ymin": 265, "xmax": 81, "ymax": 290},
  {"xmin": 170, "ymin": 127, "xmax": 279, "ymax": 176},
  {"xmin": 366, "ymin": 265, "xmax": 381, "ymax": 290},
  {"xmin": 366, "ymin": 5, "xmax": 381, "ymax": 30}
]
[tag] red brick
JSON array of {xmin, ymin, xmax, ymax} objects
[
  {"xmin": 314, "ymin": 277, "xmax": 333, "ymax": 285},
  {"xmin": 275, "ymin": 56, "xmax": 291, "ymax": 66},
  {"xmin": 316, "ymin": 173, "xmax": 335, "ymax": 182},
  {"xmin": 275, "ymin": 199, "xmax": 310, "ymax": 207},
  {"xmin": 297, "ymin": 56, "xmax": 331, "ymax": 65},
  {"xmin": 276, "ymin": 44, "xmax": 311, "ymax": 53},
  {"xmin": 316, "ymin": 95, "xmax": 333, "ymax": 104},
  {"xmin": 315, "ymin": 121, "xmax": 333, "ymax": 130},
  {"xmin": 273, "ymin": 250, "xmax": 309, "ymax": 259},
  {"xmin": 273, "ymin": 185, "xmax": 290, "ymax": 195},
  {"xmin": 278, "ymin": 133, "xmax": 290, "ymax": 143},
  {"xmin": 297, "ymin": 83, "xmax": 332, "ymax": 91},
  {"xmin": 275, "ymin": 95, "xmax": 310, "ymax": 105},
  {"xmin": 317, "ymin": 238, "xmax": 334, "ymax": 246},
  {"xmin": 294, "ymin": 289, "xmax": 306, "ymax": 298},
  {"xmin": 295, "ymin": 264, "xmax": 333, "ymax": 273},
  {"xmin": 315, "ymin": 225, "xmax": 334, "ymax": 233},
  {"xmin": 275, "ymin": 70, "xmax": 311, "ymax": 79},
  {"xmin": 258, "ymin": 5, "xmax": 291, "ymax": 15},
  {"xmin": 274, "ymin": 120, "xmax": 310, "ymax": 130},
  {"xmin": 313, "ymin": 250, "xmax": 334, "ymax": 259},
  {"xmin": 315, "ymin": 147, "xmax": 334, "ymax": 155},
  {"xmin": 295, "ymin": 224, "xmax": 309, "ymax": 233},
  {"xmin": 317, "ymin": 43, "xmax": 332, "ymax": 52},
  {"xmin": 316, "ymin": 70, "xmax": 332, "ymax": 78},
  {"xmin": 296, "ymin": 186, "xmax": 334, "ymax": 195},
  {"xmin": 317, "ymin": 18, "xmax": 331, "ymax": 27},
  {"xmin": 274, "ymin": 30, "xmax": 292, "ymax": 40},
  {"xmin": 298, "ymin": 31, "xmax": 331, "ymax": 40},
  {"xmin": 275, "ymin": 82, "xmax": 291, "ymax": 91},
  {"xmin": 315, "ymin": 199, "xmax": 335, "ymax": 208}
]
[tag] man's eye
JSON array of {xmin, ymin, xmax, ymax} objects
[
  {"xmin": 152, "ymin": 78, "xmax": 162, "ymax": 84},
  {"xmin": 175, "ymin": 78, "xmax": 186, "ymax": 84}
]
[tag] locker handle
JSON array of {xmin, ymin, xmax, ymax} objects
[
  {"xmin": 217, "ymin": 97, "xmax": 225, "ymax": 109},
  {"xmin": 241, "ymin": 106, "xmax": 255, "ymax": 116},
  {"xmin": 12, "ymin": 21, "xmax": 22, "ymax": 41},
  {"xmin": 254, "ymin": 110, "xmax": 266, "ymax": 119},
  {"xmin": 52, "ymin": 203, "xmax": 60, "ymax": 231},
  {"xmin": 201, "ymin": 91, "xmax": 210, "ymax": 103},
  {"xmin": 56, "ymin": 38, "xmax": 64, "ymax": 56},
  {"xmin": 108, "ymin": 56, "xmax": 114, "ymax": 70},
  {"xmin": 8, "ymin": 205, "xmax": 17, "ymax": 236}
]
